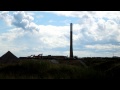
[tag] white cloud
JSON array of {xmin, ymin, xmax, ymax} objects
[
  {"xmin": 85, "ymin": 44, "xmax": 117, "ymax": 50},
  {"xmin": 12, "ymin": 11, "xmax": 40, "ymax": 32},
  {"xmin": 38, "ymin": 25, "xmax": 70, "ymax": 48},
  {"xmin": 0, "ymin": 28, "xmax": 25, "ymax": 41},
  {"xmin": 45, "ymin": 11, "xmax": 76, "ymax": 17},
  {"xmin": 1, "ymin": 11, "xmax": 120, "ymax": 57},
  {"xmin": 0, "ymin": 11, "xmax": 40, "ymax": 32},
  {"xmin": 0, "ymin": 11, "xmax": 13, "ymax": 26},
  {"xmin": 45, "ymin": 11, "xmax": 120, "ymax": 21}
]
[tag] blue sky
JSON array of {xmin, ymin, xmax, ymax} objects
[{"xmin": 0, "ymin": 11, "xmax": 120, "ymax": 57}]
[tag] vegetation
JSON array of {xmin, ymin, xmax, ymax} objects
[{"xmin": 0, "ymin": 58, "xmax": 120, "ymax": 79}]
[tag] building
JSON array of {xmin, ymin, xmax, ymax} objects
[{"xmin": 0, "ymin": 51, "xmax": 18, "ymax": 63}]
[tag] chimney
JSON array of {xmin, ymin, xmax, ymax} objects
[{"xmin": 70, "ymin": 23, "xmax": 73, "ymax": 59}]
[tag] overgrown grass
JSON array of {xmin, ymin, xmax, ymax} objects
[{"xmin": 0, "ymin": 59, "xmax": 120, "ymax": 79}]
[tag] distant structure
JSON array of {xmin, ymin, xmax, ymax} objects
[
  {"xmin": 0, "ymin": 51, "xmax": 18, "ymax": 63},
  {"xmin": 70, "ymin": 23, "xmax": 73, "ymax": 59}
]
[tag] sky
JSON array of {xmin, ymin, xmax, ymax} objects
[{"xmin": 0, "ymin": 11, "xmax": 120, "ymax": 57}]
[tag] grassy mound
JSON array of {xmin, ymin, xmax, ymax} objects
[{"xmin": 0, "ymin": 60, "xmax": 105, "ymax": 79}]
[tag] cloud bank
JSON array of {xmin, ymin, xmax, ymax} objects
[{"xmin": 0, "ymin": 11, "xmax": 120, "ymax": 57}]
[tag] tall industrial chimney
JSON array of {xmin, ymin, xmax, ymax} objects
[{"xmin": 70, "ymin": 23, "xmax": 73, "ymax": 58}]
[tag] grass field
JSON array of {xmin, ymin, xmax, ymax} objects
[{"xmin": 0, "ymin": 58, "xmax": 120, "ymax": 79}]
